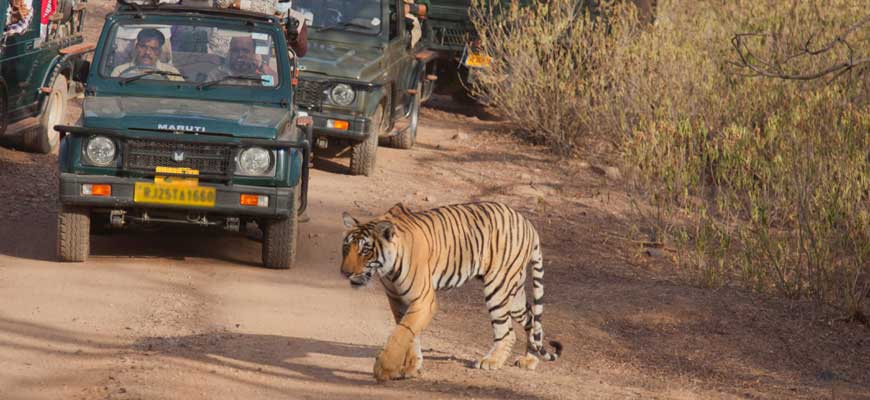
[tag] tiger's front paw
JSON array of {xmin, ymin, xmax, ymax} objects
[
  {"xmin": 373, "ymin": 351, "xmax": 405, "ymax": 382},
  {"xmin": 373, "ymin": 325, "xmax": 416, "ymax": 382}
]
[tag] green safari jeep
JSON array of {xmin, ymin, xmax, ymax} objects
[
  {"xmin": 55, "ymin": 2, "xmax": 311, "ymax": 269},
  {"xmin": 290, "ymin": 0, "xmax": 433, "ymax": 176},
  {"xmin": 0, "ymin": 0, "xmax": 91, "ymax": 153}
]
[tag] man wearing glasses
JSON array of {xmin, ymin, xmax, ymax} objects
[
  {"xmin": 205, "ymin": 36, "xmax": 277, "ymax": 85},
  {"xmin": 111, "ymin": 28, "xmax": 184, "ymax": 80}
]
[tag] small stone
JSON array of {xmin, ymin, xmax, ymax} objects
[
  {"xmin": 451, "ymin": 132, "xmax": 469, "ymax": 140},
  {"xmin": 644, "ymin": 248, "xmax": 665, "ymax": 258},
  {"xmin": 119, "ymin": 388, "xmax": 127, "ymax": 394},
  {"xmin": 591, "ymin": 165, "xmax": 622, "ymax": 180},
  {"xmin": 424, "ymin": 195, "xmax": 434, "ymax": 202}
]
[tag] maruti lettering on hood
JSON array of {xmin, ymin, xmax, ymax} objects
[{"xmin": 157, "ymin": 124, "xmax": 206, "ymax": 132}]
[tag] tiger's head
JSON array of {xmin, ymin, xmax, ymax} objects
[{"xmin": 340, "ymin": 211, "xmax": 400, "ymax": 288}]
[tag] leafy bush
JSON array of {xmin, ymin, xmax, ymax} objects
[{"xmin": 471, "ymin": 0, "xmax": 870, "ymax": 321}]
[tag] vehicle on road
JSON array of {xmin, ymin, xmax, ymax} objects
[
  {"xmin": 291, "ymin": 0, "xmax": 433, "ymax": 176},
  {"xmin": 55, "ymin": 1, "xmax": 311, "ymax": 269},
  {"xmin": 0, "ymin": 0, "xmax": 91, "ymax": 153}
]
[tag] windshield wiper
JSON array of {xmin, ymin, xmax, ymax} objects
[
  {"xmin": 119, "ymin": 70, "xmax": 186, "ymax": 85},
  {"xmin": 317, "ymin": 21, "xmax": 375, "ymax": 32},
  {"xmin": 196, "ymin": 74, "xmax": 267, "ymax": 89}
]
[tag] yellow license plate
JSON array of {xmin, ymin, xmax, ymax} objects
[
  {"xmin": 133, "ymin": 182, "xmax": 216, "ymax": 207},
  {"xmin": 154, "ymin": 166, "xmax": 200, "ymax": 186},
  {"xmin": 463, "ymin": 53, "xmax": 492, "ymax": 68}
]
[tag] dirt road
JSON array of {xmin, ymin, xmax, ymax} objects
[
  {"xmin": 1, "ymin": 3, "xmax": 869, "ymax": 399},
  {"xmin": 2, "ymin": 99, "xmax": 869, "ymax": 400}
]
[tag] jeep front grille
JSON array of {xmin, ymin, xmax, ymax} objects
[
  {"xmin": 296, "ymin": 79, "xmax": 326, "ymax": 110},
  {"xmin": 122, "ymin": 140, "xmax": 234, "ymax": 176}
]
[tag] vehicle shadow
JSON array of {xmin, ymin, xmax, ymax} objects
[
  {"xmin": 88, "ymin": 225, "xmax": 266, "ymax": 267},
  {"xmin": 135, "ymin": 332, "xmax": 379, "ymax": 385},
  {"xmin": 133, "ymin": 332, "xmax": 545, "ymax": 399},
  {"xmin": 0, "ymin": 317, "xmax": 542, "ymax": 399}
]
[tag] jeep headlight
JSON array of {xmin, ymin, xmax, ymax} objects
[
  {"xmin": 84, "ymin": 136, "xmax": 116, "ymax": 167},
  {"xmin": 236, "ymin": 147, "xmax": 274, "ymax": 176},
  {"xmin": 328, "ymin": 83, "xmax": 355, "ymax": 106}
]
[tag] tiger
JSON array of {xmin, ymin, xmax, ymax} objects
[{"xmin": 340, "ymin": 201, "xmax": 562, "ymax": 382}]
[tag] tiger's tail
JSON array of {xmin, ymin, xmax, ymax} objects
[{"xmin": 529, "ymin": 234, "xmax": 562, "ymax": 362}]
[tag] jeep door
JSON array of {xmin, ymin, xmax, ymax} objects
[{"xmin": 384, "ymin": 0, "xmax": 415, "ymax": 122}]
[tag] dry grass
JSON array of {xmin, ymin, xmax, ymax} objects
[{"xmin": 471, "ymin": 0, "xmax": 870, "ymax": 321}]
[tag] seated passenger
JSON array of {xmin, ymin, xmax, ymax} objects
[
  {"xmin": 111, "ymin": 28, "xmax": 184, "ymax": 80},
  {"xmin": 205, "ymin": 36, "xmax": 277, "ymax": 84},
  {"xmin": 5, "ymin": 0, "xmax": 34, "ymax": 37}
]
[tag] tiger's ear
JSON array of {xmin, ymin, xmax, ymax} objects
[
  {"xmin": 342, "ymin": 212, "xmax": 359, "ymax": 229},
  {"xmin": 387, "ymin": 202, "xmax": 411, "ymax": 217},
  {"xmin": 375, "ymin": 221, "xmax": 397, "ymax": 241}
]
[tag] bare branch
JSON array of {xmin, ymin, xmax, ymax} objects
[{"xmin": 731, "ymin": 15, "xmax": 870, "ymax": 81}]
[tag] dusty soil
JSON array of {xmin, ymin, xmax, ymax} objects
[{"xmin": 0, "ymin": 3, "xmax": 868, "ymax": 400}]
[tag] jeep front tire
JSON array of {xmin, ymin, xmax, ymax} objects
[
  {"xmin": 262, "ymin": 186, "xmax": 300, "ymax": 269},
  {"xmin": 57, "ymin": 205, "xmax": 90, "ymax": 262},
  {"xmin": 349, "ymin": 105, "xmax": 384, "ymax": 176}
]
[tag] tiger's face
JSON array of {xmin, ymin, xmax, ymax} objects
[{"xmin": 341, "ymin": 212, "xmax": 398, "ymax": 288}]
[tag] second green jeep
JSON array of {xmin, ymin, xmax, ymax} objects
[{"xmin": 290, "ymin": 0, "xmax": 433, "ymax": 176}]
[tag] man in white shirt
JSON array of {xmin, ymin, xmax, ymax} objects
[{"xmin": 111, "ymin": 28, "xmax": 184, "ymax": 80}]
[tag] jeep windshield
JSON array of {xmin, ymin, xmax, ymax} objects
[
  {"xmin": 291, "ymin": 0, "xmax": 382, "ymax": 34},
  {"xmin": 99, "ymin": 20, "xmax": 281, "ymax": 88}
]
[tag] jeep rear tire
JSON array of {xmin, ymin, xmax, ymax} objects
[
  {"xmin": 387, "ymin": 81, "xmax": 420, "ymax": 150},
  {"xmin": 26, "ymin": 74, "xmax": 67, "ymax": 154},
  {"xmin": 262, "ymin": 186, "xmax": 300, "ymax": 269},
  {"xmin": 57, "ymin": 205, "xmax": 90, "ymax": 262},
  {"xmin": 349, "ymin": 105, "xmax": 383, "ymax": 176}
]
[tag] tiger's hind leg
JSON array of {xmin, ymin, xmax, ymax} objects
[
  {"xmin": 474, "ymin": 288, "xmax": 517, "ymax": 370},
  {"xmin": 509, "ymin": 289, "xmax": 539, "ymax": 370}
]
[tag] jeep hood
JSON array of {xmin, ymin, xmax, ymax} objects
[
  {"xmin": 298, "ymin": 41, "xmax": 382, "ymax": 81},
  {"xmin": 82, "ymin": 96, "xmax": 290, "ymax": 139}
]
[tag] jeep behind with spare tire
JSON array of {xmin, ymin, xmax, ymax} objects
[{"xmin": 55, "ymin": 1, "xmax": 311, "ymax": 269}]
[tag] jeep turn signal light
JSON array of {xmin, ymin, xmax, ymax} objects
[
  {"xmin": 240, "ymin": 194, "xmax": 269, "ymax": 207},
  {"xmin": 327, "ymin": 119, "xmax": 349, "ymax": 131},
  {"xmin": 82, "ymin": 184, "xmax": 111, "ymax": 197}
]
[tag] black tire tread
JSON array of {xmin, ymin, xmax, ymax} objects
[
  {"xmin": 57, "ymin": 205, "xmax": 89, "ymax": 262},
  {"xmin": 262, "ymin": 187, "xmax": 300, "ymax": 269},
  {"xmin": 349, "ymin": 105, "xmax": 383, "ymax": 176}
]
